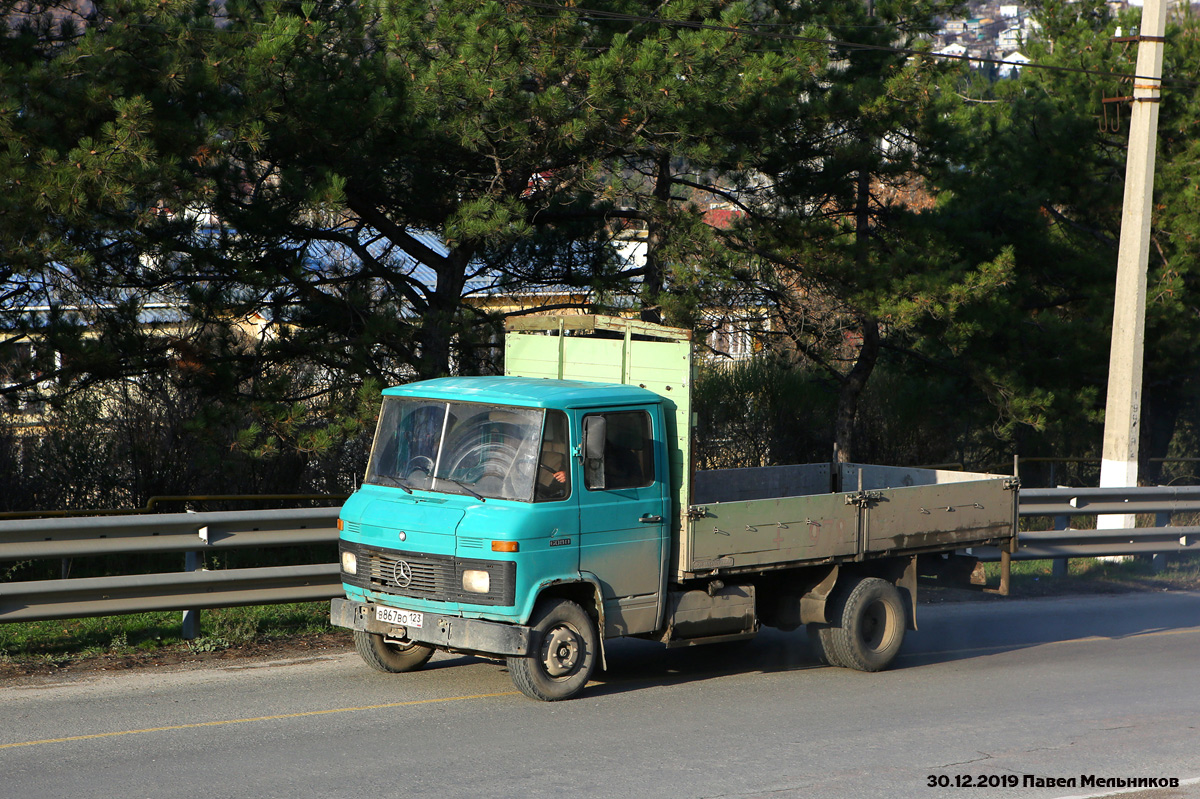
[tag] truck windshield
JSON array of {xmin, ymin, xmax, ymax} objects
[{"xmin": 365, "ymin": 398, "xmax": 545, "ymax": 502}]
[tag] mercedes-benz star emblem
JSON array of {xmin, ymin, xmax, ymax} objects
[{"xmin": 390, "ymin": 560, "xmax": 413, "ymax": 589}]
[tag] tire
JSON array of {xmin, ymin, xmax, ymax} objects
[
  {"xmin": 825, "ymin": 577, "xmax": 906, "ymax": 672},
  {"xmin": 806, "ymin": 622, "xmax": 844, "ymax": 667},
  {"xmin": 354, "ymin": 630, "xmax": 436, "ymax": 673},
  {"xmin": 507, "ymin": 599, "xmax": 598, "ymax": 701}
]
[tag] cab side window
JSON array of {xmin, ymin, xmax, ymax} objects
[
  {"xmin": 535, "ymin": 410, "xmax": 571, "ymax": 501},
  {"xmin": 582, "ymin": 411, "xmax": 654, "ymax": 491}
]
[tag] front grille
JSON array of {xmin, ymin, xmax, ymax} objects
[
  {"xmin": 341, "ymin": 542, "xmax": 515, "ymax": 607},
  {"xmin": 366, "ymin": 554, "xmax": 450, "ymax": 595}
]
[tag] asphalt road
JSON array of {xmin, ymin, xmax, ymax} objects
[{"xmin": 3, "ymin": 591, "xmax": 1199, "ymax": 799}]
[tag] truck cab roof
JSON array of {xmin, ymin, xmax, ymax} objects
[{"xmin": 382, "ymin": 376, "xmax": 664, "ymax": 410}]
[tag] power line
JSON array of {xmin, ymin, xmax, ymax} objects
[
  {"xmin": 510, "ymin": 0, "xmax": 1195, "ymax": 91},
  {"xmin": 14, "ymin": 0, "xmax": 1194, "ymax": 91}
]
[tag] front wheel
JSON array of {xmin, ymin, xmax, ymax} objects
[
  {"xmin": 825, "ymin": 577, "xmax": 906, "ymax": 672},
  {"xmin": 507, "ymin": 599, "xmax": 598, "ymax": 701},
  {"xmin": 353, "ymin": 630, "xmax": 436, "ymax": 673}
]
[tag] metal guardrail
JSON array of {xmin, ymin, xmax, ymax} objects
[
  {"xmin": 1005, "ymin": 527, "xmax": 1198, "ymax": 560},
  {"xmin": 0, "ymin": 508, "xmax": 342, "ymax": 628},
  {"xmin": 0, "ymin": 507, "xmax": 341, "ymax": 560},
  {"xmin": 0, "ymin": 495, "xmax": 349, "ymax": 521},
  {"xmin": 1018, "ymin": 486, "xmax": 1200, "ymax": 518},
  {"xmin": 1, "ymin": 487, "xmax": 1199, "ymax": 627},
  {"xmin": 0, "ymin": 564, "xmax": 341, "ymax": 622},
  {"xmin": 970, "ymin": 486, "xmax": 1200, "ymax": 561}
]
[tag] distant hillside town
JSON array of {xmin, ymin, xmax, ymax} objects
[{"xmin": 931, "ymin": 0, "xmax": 1139, "ymax": 75}]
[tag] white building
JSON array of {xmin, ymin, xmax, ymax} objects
[
  {"xmin": 998, "ymin": 25, "xmax": 1023, "ymax": 51},
  {"xmin": 998, "ymin": 51, "xmax": 1030, "ymax": 77},
  {"xmin": 934, "ymin": 42, "xmax": 969, "ymax": 59}
]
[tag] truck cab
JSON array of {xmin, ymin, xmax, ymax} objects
[{"xmin": 334, "ymin": 375, "xmax": 672, "ymax": 699}]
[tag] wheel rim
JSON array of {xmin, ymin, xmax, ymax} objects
[
  {"xmin": 858, "ymin": 599, "xmax": 896, "ymax": 653},
  {"xmin": 541, "ymin": 624, "xmax": 582, "ymax": 678}
]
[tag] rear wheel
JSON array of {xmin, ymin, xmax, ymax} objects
[
  {"xmin": 806, "ymin": 622, "xmax": 845, "ymax": 667},
  {"xmin": 825, "ymin": 577, "xmax": 906, "ymax": 672},
  {"xmin": 508, "ymin": 599, "xmax": 598, "ymax": 701},
  {"xmin": 354, "ymin": 630, "xmax": 436, "ymax": 673}
]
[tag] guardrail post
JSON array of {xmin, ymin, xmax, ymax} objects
[
  {"xmin": 1051, "ymin": 515, "xmax": 1069, "ymax": 578},
  {"xmin": 182, "ymin": 551, "xmax": 201, "ymax": 639},
  {"xmin": 1151, "ymin": 511, "xmax": 1170, "ymax": 573}
]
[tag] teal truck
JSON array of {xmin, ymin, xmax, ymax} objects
[{"xmin": 331, "ymin": 315, "xmax": 1018, "ymax": 700}]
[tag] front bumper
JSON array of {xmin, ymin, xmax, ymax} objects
[{"xmin": 331, "ymin": 597, "xmax": 531, "ymax": 658}]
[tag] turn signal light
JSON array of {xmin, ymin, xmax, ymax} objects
[
  {"xmin": 491, "ymin": 541, "xmax": 519, "ymax": 552},
  {"xmin": 337, "ymin": 518, "xmax": 344, "ymax": 531}
]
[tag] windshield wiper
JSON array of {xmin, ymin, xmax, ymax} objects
[
  {"xmin": 438, "ymin": 477, "xmax": 486, "ymax": 501},
  {"xmin": 369, "ymin": 474, "xmax": 413, "ymax": 494}
]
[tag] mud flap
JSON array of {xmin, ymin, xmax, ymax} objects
[{"xmin": 798, "ymin": 565, "xmax": 840, "ymax": 626}]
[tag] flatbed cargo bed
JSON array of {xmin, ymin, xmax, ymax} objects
[{"xmin": 681, "ymin": 463, "xmax": 1018, "ymax": 578}]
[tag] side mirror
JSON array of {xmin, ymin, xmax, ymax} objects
[
  {"xmin": 583, "ymin": 416, "xmax": 606, "ymax": 459},
  {"xmin": 582, "ymin": 416, "xmax": 606, "ymax": 490}
]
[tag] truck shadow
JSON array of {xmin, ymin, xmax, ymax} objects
[
  {"xmin": 582, "ymin": 631, "xmax": 825, "ymax": 697},
  {"xmin": 581, "ymin": 592, "xmax": 1200, "ymax": 697},
  {"xmin": 896, "ymin": 591, "xmax": 1200, "ymax": 668}
]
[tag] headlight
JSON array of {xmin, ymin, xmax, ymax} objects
[
  {"xmin": 341, "ymin": 550, "xmax": 358, "ymax": 575},
  {"xmin": 462, "ymin": 569, "xmax": 490, "ymax": 594}
]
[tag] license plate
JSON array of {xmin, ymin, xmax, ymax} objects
[{"xmin": 375, "ymin": 606, "xmax": 423, "ymax": 628}]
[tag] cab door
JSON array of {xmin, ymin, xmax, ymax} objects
[{"xmin": 574, "ymin": 406, "xmax": 667, "ymax": 637}]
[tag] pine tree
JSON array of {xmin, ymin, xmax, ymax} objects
[
  {"xmin": 919, "ymin": 0, "xmax": 1200, "ymax": 479},
  {"xmin": 712, "ymin": 0, "xmax": 1018, "ymax": 462}
]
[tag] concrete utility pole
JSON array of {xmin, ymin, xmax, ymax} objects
[{"xmin": 1098, "ymin": 0, "xmax": 1167, "ymax": 531}]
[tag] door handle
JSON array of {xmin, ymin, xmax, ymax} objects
[{"xmin": 639, "ymin": 514, "xmax": 663, "ymax": 524}]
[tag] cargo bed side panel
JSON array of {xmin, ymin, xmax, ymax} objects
[
  {"xmin": 686, "ymin": 493, "xmax": 859, "ymax": 572},
  {"xmin": 682, "ymin": 473, "xmax": 1016, "ymax": 577},
  {"xmin": 865, "ymin": 478, "xmax": 1016, "ymax": 553}
]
